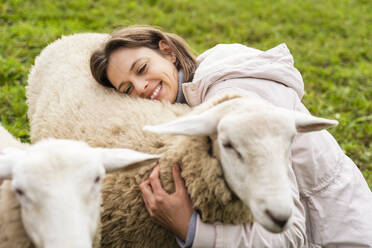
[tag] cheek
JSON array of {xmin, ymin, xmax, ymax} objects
[
  {"xmin": 83, "ymin": 195, "xmax": 101, "ymax": 235},
  {"xmin": 170, "ymin": 66, "xmax": 179, "ymax": 91},
  {"xmin": 161, "ymin": 66, "xmax": 178, "ymax": 102},
  {"xmin": 21, "ymin": 208, "xmax": 43, "ymax": 245},
  {"xmin": 84, "ymin": 188, "xmax": 101, "ymax": 214}
]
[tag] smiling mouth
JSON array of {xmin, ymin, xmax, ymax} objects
[{"xmin": 150, "ymin": 82, "xmax": 162, "ymax": 100}]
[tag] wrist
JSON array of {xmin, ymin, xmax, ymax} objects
[
  {"xmin": 176, "ymin": 211, "xmax": 192, "ymax": 241},
  {"xmin": 176, "ymin": 211, "xmax": 197, "ymax": 248}
]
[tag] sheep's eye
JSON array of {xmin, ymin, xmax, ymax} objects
[
  {"xmin": 223, "ymin": 141, "xmax": 242, "ymax": 159},
  {"xmin": 15, "ymin": 188, "xmax": 24, "ymax": 196},
  {"xmin": 223, "ymin": 141, "xmax": 233, "ymax": 149},
  {"xmin": 94, "ymin": 176, "xmax": 101, "ymax": 183}
]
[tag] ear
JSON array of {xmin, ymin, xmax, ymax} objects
[
  {"xmin": 0, "ymin": 147, "xmax": 22, "ymax": 180},
  {"xmin": 294, "ymin": 112, "xmax": 338, "ymax": 133},
  {"xmin": 0, "ymin": 157, "xmax": 12, "ymax": 180},
  {"xmin": 95, "ymin": 148, "xmax": 161, "ymax": 172},
  {"xmin": 158, "ymin": 40, "xmax": 176, "ymax": 63},
  {"xmin": 144, "ymin": 107, "xmax": 221, "ymax": 136}
]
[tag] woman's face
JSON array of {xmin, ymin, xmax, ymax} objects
[{"xmin": 106, "ymin": 41, "xmax": 179, "ymax": 103}]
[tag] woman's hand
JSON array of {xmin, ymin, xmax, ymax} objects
[{"xmin": 140, "ymin": 163, "xmax": 193, "ymax": 241}]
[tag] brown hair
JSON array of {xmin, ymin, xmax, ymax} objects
[{"xmin": 90, "ymin": 25, "xmax": 198, "ymax": 88}]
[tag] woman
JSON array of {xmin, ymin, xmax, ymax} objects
[{"xmin": 90, "ymin": 26, "xmax": 372, "ymax": 247}]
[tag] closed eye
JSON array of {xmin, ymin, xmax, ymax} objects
[
  {"xmin": 15, "ymin": 188, "xmax": 25, "ymax": 196},
  {"xmin": 125, "ymin": 84, "xmax": 133, "ymax": 94},
  {"xmin": 138, "ymin": 63, "xmax": 147, "ymax": 74},
  {"xmin": 223, "ymin": 141, "xmax": 242, "ymax": 159},
  {"xmin": 94, "ymin": 176, "xmax": 101, "ymax": 183},
  {"xmin": 223, "ymin": 141, "xmax": 233, "ymax": 149}
]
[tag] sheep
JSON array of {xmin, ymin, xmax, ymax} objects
[
  {"xmin": 143, "ymin": 94, "xmax": 339, "ymax": 232},
  {"xmin": 26, "ymin": 33, "xmax": 338, "ymax": 247},
  {"xmin": 0, "ymin": 123, "xmax": 160, "ymax": 248}
]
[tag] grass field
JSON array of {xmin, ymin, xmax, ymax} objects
[{"xmin": 0, "ymin": 0, "xmax": 371, "ymax": 188}]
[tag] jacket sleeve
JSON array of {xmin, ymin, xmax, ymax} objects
[{"xmin": 190, "ymin": 79, "xmax": 308, "ymax": 247}]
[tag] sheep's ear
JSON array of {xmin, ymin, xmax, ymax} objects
[
  {"xmin": 0, "ymin": 157, "xmax": 12, "ymax": 179},
  {"xmin": 0, "ymin": 147, "xmax": 21, "ymax": 179},
  {"xmin": 95, "ymin": 148, "xmax": 161, "ymax": 172},
  {"xmin": 294, "ymin": 112, "xmax": 338, "ymax": 133},
  {"xmin": 144, "ymin": 109, "xmax": 220, "ymax": 136}
]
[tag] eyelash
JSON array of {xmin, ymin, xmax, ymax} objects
[
  {"xmin": 138, "ymin": 63, "xmax": 147, "ymax": 74},
  {"xmin": 123, "ymin": 63, "xmax": 147, "ymax": 94},
  {"xmin": 125, "ymin": 85, "xmax": 133, "ymax": 94}
]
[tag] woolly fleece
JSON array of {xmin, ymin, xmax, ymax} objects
[
  {"xmin": 0, "ymin": 125, "xmax": 33, "ymax": 248},
  {"xmin": 26, "ymin": 33, "xmax": 252, "ymax": 248}
]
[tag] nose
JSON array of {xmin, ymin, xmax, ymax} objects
[
  {"xmin": 265, "ymin": 209, "xmax": 289, "ymax": 228},
  {"xmin": 132, "ymin": 79, "xmax": 149, "ymax": 96}
]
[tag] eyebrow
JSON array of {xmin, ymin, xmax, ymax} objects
[{"xmin": 117, "ymin": 58, "xmax": 142, "ymax": 92}]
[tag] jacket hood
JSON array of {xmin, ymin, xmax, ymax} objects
[{"xmin": 183, "ymin": 43, "xmax": 304, "ymax": 106}]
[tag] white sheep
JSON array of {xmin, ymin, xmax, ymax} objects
[
  {"xmin": 0, "ymin": 124, "xmax": 160, "ymax": 248},
  {"xmin": 144, "ymin": 95, "xmax": 338, "ymax": 232},
  {"xmin": 26, "ymin": 33, "xmax": 337, "ymax": 247}
]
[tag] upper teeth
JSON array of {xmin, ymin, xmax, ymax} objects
[{"xmin": 150, "ymin": 84, "xmax": 161, "ymax": 100}]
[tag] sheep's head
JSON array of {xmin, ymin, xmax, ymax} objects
[
  {"xmin": 144, "ymin": 97, "xmax": 338, "ymax": 233},
  {"xmin": 0, "ymin": 139, "xmax": 159, "ymax": 248}
]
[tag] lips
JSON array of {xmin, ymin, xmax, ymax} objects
[{"xmin": 148, "ymin": 82, "xmax": 162, "ymax": 100}]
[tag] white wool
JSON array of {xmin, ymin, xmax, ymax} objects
[{"xmin": 0, "ymin": 124, "xmax": 159, "ymax": 248}]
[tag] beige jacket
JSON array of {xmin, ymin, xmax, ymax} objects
[{"xmin": 181, "ymin": 44, "xmax": 372, "ymax": 247}]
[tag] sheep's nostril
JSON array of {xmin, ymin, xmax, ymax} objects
[{"xmin": 265, "ymin": 210, "xmax": 288, "ymax": 228}]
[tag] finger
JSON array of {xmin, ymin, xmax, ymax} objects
[
  {"xmin": 149, "ymin": 164, "xmax": 167, "ymax": 195},
  {"xmin": 172, "ymin": 164, "xmax": 186, "ymax": 192},
  {"xmin": 140, "ymin": 179, "xmax": 155, "ymax": 203},
  {"xmin": 142, "ymin": 197, "xmax": 153, "ymax": 217}
]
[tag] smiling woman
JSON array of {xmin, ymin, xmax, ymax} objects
[{"xmin": 90, "ymin": 26, "xmax": 197, "ymax": 103}]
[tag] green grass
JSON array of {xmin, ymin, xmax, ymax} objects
[{"xmin": 0, "ymin": 0, "xmax": 371, "ymax": 188}]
